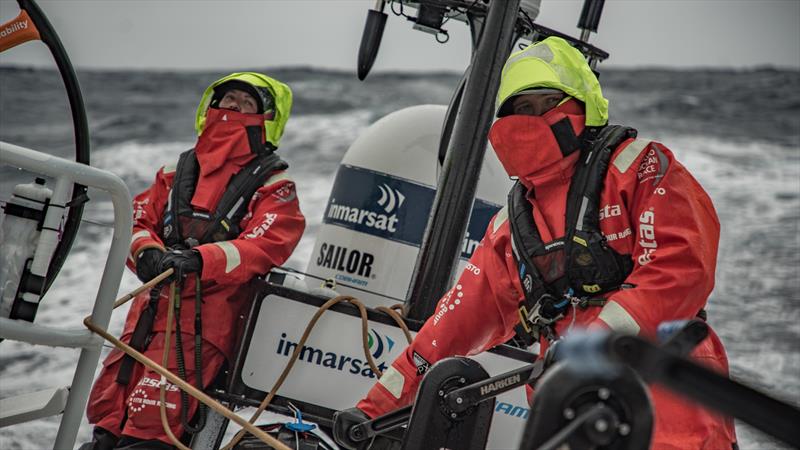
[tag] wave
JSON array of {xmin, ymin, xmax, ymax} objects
[{"xmin": 1, "ymin": 64, "xmax": 799, "ymax": 448}]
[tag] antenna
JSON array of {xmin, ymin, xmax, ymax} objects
[
  {"xmin": 357, "ymin": 0, "xmax": 388, "ymax": 81},
  {"xmin": 577, "ymin": 0, "xmax": 606, "ymax": 68}
]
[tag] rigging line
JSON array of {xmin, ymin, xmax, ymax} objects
[
  {"xmin": 389, "ymin": 0, "xmax": 410, "ymax": 19},
  {"xmin": 80, "ymin": 217, "xmax": 113, "ymax": 228},
  {"xmin": 274, "ymin": 266, "xmax": 406, "ymax": 303},
  {"xmin": 442, "ymin": 0, "xmax": 481, "ymax": 27},
  {"xmin": 518, "ymin": 8, "xmax": 537, "ymax": 49},
  {"xmin": 520, "ymin": 7, "xmax": 535, "ymax": 29},
  {"xmin": 1, "ymin": 197, "xmax": 113, "ymax": 228}
]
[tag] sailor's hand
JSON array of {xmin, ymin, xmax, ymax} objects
[
  {"xmin": 333, "ymin": 407, "xmax": 370, "ymax": 450},
  {"xmin": 135, "ymin": 248, "xmax": 165, "ymax": 283},
  {"xmin": 158, "ymin": 249, "xmax": 203, "ymax": 279}
]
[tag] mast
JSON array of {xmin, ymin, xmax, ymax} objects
[
  {"xmin": 355, "ymin": 0, "xmax": 610, "ymax": 321},
  {"xmin": 405, "ymin": 1, "xmax": 520, "ymax": 320}
]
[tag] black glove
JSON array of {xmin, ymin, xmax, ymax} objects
[
  {"xmin": 158, "ymin": 249, "xmax": 203, "ymax": 279},
  {"xmin": 135, "ymin": 248, "xmax": 165, "ymax": 283},
  {"xmin": 333, "ymin": 407, "xmax": 371, "ymax": 450}
]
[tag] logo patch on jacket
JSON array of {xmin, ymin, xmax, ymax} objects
[
  {"xmin": 637, "ymin": 209, "xmax": 657, "ymax": 265},
  {"xmin": 412, "ymin": 351, "xmax": 430, "ymax": 375},
  {"xmin": 599, "ymin": 204, "xmax": 621, "ymax": 221},
  {"xmin": 433, "ymin": 284, "xmax": 464, "ymax": 326},
  {"xmin": 245, "ymin": 212, "xmax": 277, "ymax": 239},
  {"xmin": 272, "ymin": 182, "xmax": 297, "ymax": 203},
  {"xmin": 637, "ymin": 145, "xmax": 669, "ymax": 185}
]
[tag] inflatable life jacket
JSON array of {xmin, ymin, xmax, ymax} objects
[
  {"xmin": 510, "ymin": 125, "xmax": 636, "ymax": 346},
  {"xmin": 115, "ymin": 146, "xmax": 286, "ymax": 386},
  {"xmin": 162, "ymin": 147, "xmax": 287, "ymax": 249}
]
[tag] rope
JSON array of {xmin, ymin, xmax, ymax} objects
[
  {"xmin": 84, "ymin": 271, "xmax": 293, "ymax": 450},
  {"xmin": 220, "ymin": 295, "xmax": 413, "ymax": 450},
  {"xmin": 159, "ymin": 282, "xmax": 191, "ymax": 450},
  {"xmin": 376, "ymin": 305, "xmax": 413, "ymax": 344},
  {"xmin": 84, "ymin": 270, "xmax": 414, "ymax": 450}
]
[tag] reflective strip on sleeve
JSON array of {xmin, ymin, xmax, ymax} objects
[
  {"xmin": 597, "ymin": 301, "xmax": 641, "ymax": 335},
  {"xmin": 652, "ymin": 144, "xmax": 669, "ymax": 185},
  {"xmin": 263, "ymin": 171, "xmax": 291, "ymax": 187},
  {"xmin": 612, "ymin": 139, "xmax": 650, "ymax": 173},
  {"xmin": 212, "ymin": 241, "xmax": 241, "ymax": 274},
  {"xmin": 131, "ymin": 230, "xmax": 152, "ymax": 243},
  {"xmin": 162, "ymin": 163, "xmax": 177, "ymax": 175},
  {"xmin": 493, "ymin": 206, "xmax": 509, "ymax": 233},
  {"xmin": 378, "ymin": 366, "xmax": 405, "ymax": 399}
]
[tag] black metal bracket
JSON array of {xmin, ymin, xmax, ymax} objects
[{"xmin": 443, "ymin": 359, "xmax": 545, "ymax": 414}]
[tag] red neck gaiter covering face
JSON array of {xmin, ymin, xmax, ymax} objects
[
  {"xmin": 191, "ymin": 107, "xmax": 265, "ymax": 211},
  {"xmin": 488, "ymin": 99, "xmax": 586, "ymax": 190}
]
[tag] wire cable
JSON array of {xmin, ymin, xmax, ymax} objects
[{"xmin": 275, "ymin": 265, "xmax": 406, "ymax": 303}]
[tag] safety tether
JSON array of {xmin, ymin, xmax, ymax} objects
[{"xmin": 510, "ymin": 125, "xmax": 637, "ymax": 346}]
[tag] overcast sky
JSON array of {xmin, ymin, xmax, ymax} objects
[{"xmin": 0, "ymin": 0, "xmax": 798, "ymax": 72}]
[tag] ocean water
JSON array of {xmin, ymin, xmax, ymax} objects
[{"xmin": 1, "ymin": 66, "xmax": 799, "ymax": 449}]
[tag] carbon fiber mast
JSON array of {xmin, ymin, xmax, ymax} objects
[
  {"xmin": 358, "ymin": 0, "xmax": 612, "ymax": 321},
  {"xmin": 404, "ymin": 0, "xmax": 521, "ymax": 320}
]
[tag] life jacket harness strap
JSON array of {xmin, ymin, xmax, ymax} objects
[
  {"xmin": 117, "ymin": 135, "xmax": 286, "ymax": 386},
  {"xmin": 510, "ymin": 124, "xmax": 638, "ymax": 347},
  {"xmin": 116, "ymin": 285, "xmax": 161, "ymax": 384},
  {"xmin": 163, "ymin": 134, "xmax": 287, "ymax": 249},
  {"xmin": 174, "ymin": 278, "xmax": 207, "ymax": 434}
]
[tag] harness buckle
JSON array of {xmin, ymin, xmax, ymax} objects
[
  {"xmin": 518, "ymin": 305, "xmax": 533, "ymax": 334},
  {"xmin": 519, "ymin": 295, "xmax": 565, "ymax": 335}
]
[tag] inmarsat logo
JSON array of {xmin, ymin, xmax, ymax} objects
[
  {"xmin": 368, "ymin": 328, "xmax": 395, "ymax": 359},
  {"xmin": 326, "ymin": 183, "xmax": 406, "ymax": 233},
  {"xmin": 377, "ymin": 184, "xmax": 405, "ymax": 213},
  {"xmin": 275, "ymin": 329, "xmax": 395, "ymax": 379}
]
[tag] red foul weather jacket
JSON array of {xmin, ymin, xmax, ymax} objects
[
  {"xmin": 119, "ymin": 109, "xmax": 304, "ymax": 360},
  {"xmin": 357, "ymin": 101, "xmax": 736, "ymax": 449},
  {"xmin": 86, "ymin": 108, "xmax": 304, "ymax": 442},
  {"xmin": 120, "ymin": 168, "xmax": 304, "ymax": 359}
]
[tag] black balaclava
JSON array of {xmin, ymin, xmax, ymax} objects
[{"xmin": 210, "ymin": 80, "xmax": 274, "ymax": 114}]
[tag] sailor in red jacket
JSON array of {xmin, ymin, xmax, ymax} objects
[
  {"xmin": 335, "ymin": 38, "xmax": 737, "ymax": 450},
  {"xmin": 81, "ymin": 72, "xmax": 305, "ymax": 450}
]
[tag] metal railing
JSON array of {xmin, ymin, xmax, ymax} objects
[{"xmin": 0, "ymin": 141, "xmax": 132, "ymax": 449}]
